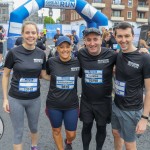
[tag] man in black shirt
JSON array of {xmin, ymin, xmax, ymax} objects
[
  {"xmin": 53, "ymin": 28, "xmax": 63, "ymax": 47},
  {"xmin": 112, "ymin": 22, "xmax": 150, "ymax": 150},
  {"xmin": 78, "ymin": 28, "xmax": 117, "ymax": 150}
]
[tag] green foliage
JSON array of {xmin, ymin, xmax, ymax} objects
[
  {"xmin": 44, "ymin": 16, "xmax": 55, "ymax": 26},
  {"xmin": 56, "ymin": 16, "xmax": 61, "ymax": 23}
]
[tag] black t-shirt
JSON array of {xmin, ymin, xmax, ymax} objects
[
  {"xmin": 4, "ymin": 45, "xmax": 46, "ymax": 100},
  {"xmin": 114, "ymin": 50, "xmax": 150, "ymax": 110},
  {"xmin": 46, "ymin": 57, "xmax": 80, "ymax": 110},
  {"xmin": 15, "ymin": 37, "xmax": 23, "ymax": 46},
  {"xmin": 78, "ymin": 47, "xmax": 117, "ymax": 104},
  {"xmin": 108, "ymin": 35, "xmax": 118, "ymax": 51}
]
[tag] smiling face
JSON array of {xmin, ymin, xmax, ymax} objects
[
  {"xmin": 57, "ymin": 42, "xmax": 72, "ymax": 62},
  {"xmin": 84, "ymin": 33, "xmax": 102, "ymax": 56},
  {"xmin": 115, "ymin": 28, "xmax": 135, "ymax": 52},
  {"xmin": 21, "ymin": 23, "xmax": 38, "ymax": 49}
]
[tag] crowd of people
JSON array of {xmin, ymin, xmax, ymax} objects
[{"xmin": 2, "ymin": 21, "xmax": 150, "ymax": 150}]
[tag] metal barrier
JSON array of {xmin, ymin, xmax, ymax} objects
[{"xmin": 2, "ymin": 36, "xmax": 21, "ymax": 66}]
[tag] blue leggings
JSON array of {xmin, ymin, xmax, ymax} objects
[
  {"xmin": 8, "ymin": 96, "xmax": 41, "ymax": 144},
  {"xmin": 46, "ymin": 108, "xmax": 79, "ymax": 131}
]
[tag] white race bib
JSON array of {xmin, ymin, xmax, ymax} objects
[
  {"xmin": 19, "ymin": 78, "xmax": 38, "ymax": 92},
  {"xmin": 85, "ymin": 70, "xmax": 103, "ymax": 84},
  {"xmin": 56, "ymin": 76, "xmax": 75, "ymax": 89},
  {"xmin": 115, "ymin": 80, "xmax": 126, "ymax": 96}
]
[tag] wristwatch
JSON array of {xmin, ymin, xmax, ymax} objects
[{"xmin": 141, "ymin": 115, "xmax": 149, "ymax": 120}]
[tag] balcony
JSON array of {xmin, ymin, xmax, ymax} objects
[
  {"xmin": 136, "ymin": 18, "xmax": 148, "ymax": 23},
  {"xmin": 92, "ymin": 2, "xmax": 105, "ymax": 8},
  {"xmin": 111, "ymin": 16, "xmax": 124, "ymax": 21},
  {"xmin": 111, "ymin": 3, "xmax": 125, "ymax": 10},
  {"xmin": 137, "ymin": 5, "xmax": 149, "ymax": 12}
]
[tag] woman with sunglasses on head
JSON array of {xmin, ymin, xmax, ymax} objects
[
  {"xmin": 46, "ymin": 36, "xmax": 80, "ymax": 150},
  {"xmin": 2, "ymin": 21, "xmax": 50, "ymax": 150}
]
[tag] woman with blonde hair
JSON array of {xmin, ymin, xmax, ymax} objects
[{"xmin": 101, "ymin": 31, "xmax": 111, "ymax": 48}]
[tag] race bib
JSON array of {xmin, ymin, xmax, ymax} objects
[
  {"xmin": 56, "ymin": 76, "xmax": 75, "ymax": 89},
  {"xmin": 115, "ymin": 80, "xmax": 126, "ymax": 96},
  {"xmin": 19, "ymin": 78, "xmax": 38, "ymax": 92},
  {"xmin": 85, "ymin": 70, "xmax": 103, "ymax": 84}
]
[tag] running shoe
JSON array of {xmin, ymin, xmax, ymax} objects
[
  {"xmin": 64, "ymin": 139, "xmax": 72, "ymax": 150},
  {"xmin": 30, "ymin": 146, "xmax": 38, "ymax": 150}
]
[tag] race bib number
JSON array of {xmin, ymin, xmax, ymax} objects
[
  {"xmin": 56, "ymin": 76, "xmax": 75, "ymax": 89},
  {"xmin": 85, "ymin": 70, "xmax": 103, "ymax": 84},
  {"xmin": 19, "ymin": 78, "xmax": 38, "ymax": 92},
  {"xmin": 115, "ymin": 80, "xmax": 126, "ymax": 96}
]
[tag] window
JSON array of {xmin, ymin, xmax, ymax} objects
[
  {"xmin": 71, "ymin": 13, "xmax": 74, "ymax": 20},
  {"xmin": 138, "ymin": 12, "xmax": 145, "ymax": 18},
  {"xmin": 62, "ymin": 14, "xmax": 65, "ymax": 21},
  {"xmin": 128, "ymin": 0, "xmax": 133, "ymax": 7},
  {"xmin": 75, "ymin": 12, "xmax": 78, "ymax": 19},
  {"xmin": 2, "ymin": 9, "xmax": 6, "ymax": 14},
  {"xmin": 127, "ymin": 11, "xmax": 132, "ymax": 19},
  {"xmin": 93, "ymin": 0, "xmax": 102, "ymax": 2},
  {"xmin": 112, "ymin": 0, "xmax": 121, "ymax": 5},
  {"xmin": 112, "ymin": 11, "xmax": 121, "ymax": 17}
]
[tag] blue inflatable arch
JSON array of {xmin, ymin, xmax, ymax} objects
[{"xmin": 8, "ymin": 0, "xmax": 108, "ymax": 37}]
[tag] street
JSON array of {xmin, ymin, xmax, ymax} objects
[{"xmin": 0, "ymin": 76, "xmax": 150, "ymax": 150}]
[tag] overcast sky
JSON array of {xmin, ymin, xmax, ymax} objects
[{"xmin": 13, "ymin": 0, "xmax": 60, "ymax": 21}]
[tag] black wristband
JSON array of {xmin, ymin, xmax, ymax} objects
[{"xmin": 141, "ymin": 115, "xmax": 149, "ymax": 120}]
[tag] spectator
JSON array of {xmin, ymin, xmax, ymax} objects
[
  {"xmin": 72, "ymin": 30, "xmax": 79, "ymax": 45},
  {"xmin": 53, "ymin": 28, "xmax": 63, "ymax": 47},
  {"xmin": 0, "ymin": 25, "xmax": 5, "ymax": 69},
  {"xmin": 108, "ymin": 27, "xmax": 119, "ymax": 51},
  {"xmin": 139, "ymin": 30, "xmax": 150, "ymax": 50},
  {"xmin": 101, "ymin": 31, "xmax": 111, "ymax": 48}
]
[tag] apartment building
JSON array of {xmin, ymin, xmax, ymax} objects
[
  {"xmin": 0, "ymin": 3, "xmax": 9, "ymax": 23},
  {"xmin": 61, "ymin": 0, "xmax": 150, "ymax": 28}
]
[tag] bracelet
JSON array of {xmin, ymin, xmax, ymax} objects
[{"xmin": 141, "ymin": 115, "xmax": 149, "ymax": 120}]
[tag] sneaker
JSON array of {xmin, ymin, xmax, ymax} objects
[
  {"xmin": 30, "ymin": 146, "xmax": 38, "ymax": 150},
  {"xmin": 64, "ymin": 139, "xmax": 72, "ymax": 150}
]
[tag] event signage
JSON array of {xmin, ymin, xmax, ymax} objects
[{"xmin": 45, "ymin": 0, "xmax": 76, "ymax": 9}]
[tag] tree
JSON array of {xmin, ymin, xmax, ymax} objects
[
  {"xmin": 44, "ymin": 16, "xmax": 55, "ymax": 26},
  {"xmin": 56, "ymin": 16, "xmax": 61, "ymax": 24}
]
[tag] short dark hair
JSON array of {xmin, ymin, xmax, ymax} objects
[{"xmin": 114, "ymin": 22, "xmax": 134, "ymax": 36}]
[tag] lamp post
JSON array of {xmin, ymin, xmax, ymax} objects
[{"xmin": 49, "ymin": 8, "xmax": 53, "ymax": 24}]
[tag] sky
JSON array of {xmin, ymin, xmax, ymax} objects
[{"xmin": 12, "ymin": 0, "xmax": 60, "ymax": 21}]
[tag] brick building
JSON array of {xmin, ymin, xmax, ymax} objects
[
  {"xmin": 61, "ymin": 0, "xmax": 150, "ymax": 28},
  {"xmin": 0, "ymin": 3, "xmax": 9, "ymax": 23}
]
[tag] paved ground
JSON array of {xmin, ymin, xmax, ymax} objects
[{"xmin": 0, "ymin": 40, "xmax": 150, "ymax": 150}]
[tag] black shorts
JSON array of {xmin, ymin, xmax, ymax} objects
[{"xmin": 79, "ymin": 100, "xmax": 112, "ymax": 126}]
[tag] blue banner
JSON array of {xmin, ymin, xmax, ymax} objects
[{"xmin": 46, "ymin": 24, "xmax": 62, "ymax": 39}]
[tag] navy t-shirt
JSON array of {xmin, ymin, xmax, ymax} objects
[
  {"xmin": 78, "ymin": 47, "xmax": 117, "ymax": 104},
  {"xmin": 46, "ymin": 57, "xmax": 80, "ymax": 110},
  {"xmin": 114, "ymin": 50, "xmax": 150, "ymax": 110},
  {"xmin": 4, "ymin": 45, "xmax": 46, "ymax": 100}
]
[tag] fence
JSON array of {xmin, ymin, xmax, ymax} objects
[{"xmin": 2, "ymin": 36, "xmax": 20, "ymax": 66}]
